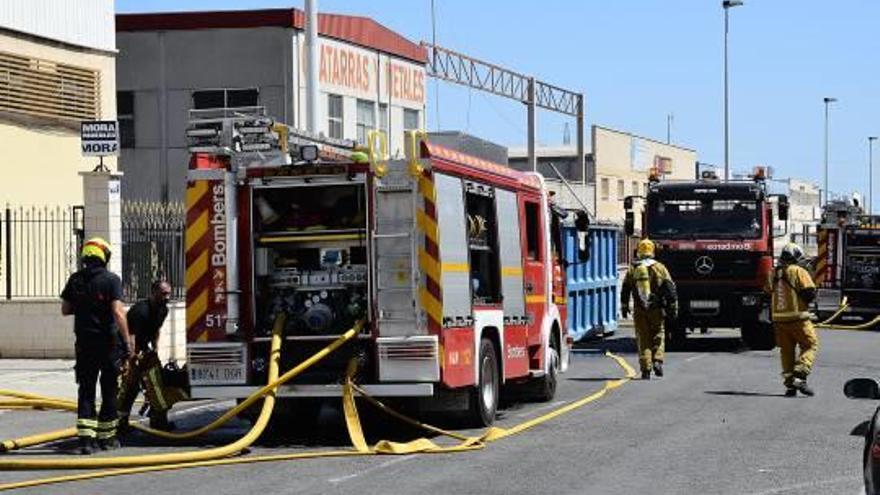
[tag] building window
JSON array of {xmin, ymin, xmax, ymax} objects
[
  {"xmin": 0, "ymin": 50, "xmax": 99, "ymax": 123},
  {"xmin": 379, "ymin": 103, "xmax": 389, "ymax": 133},
  {"xmin": 356, "ymin": 99, "xmax": 375, "ymax": 145},
  {"xmin": 617, "ymin": 180, "xmax": 624, "ymax": 200},
  {"xmin": 192, "ymin": 88, "xmax": 259, "ymax": 110},
  {"xmin": 632, "ymin": 181, "xmax": 639, "ymax": 198},
  {"xmin": 601, "ymin": 178, "xmax": 610, "ymax": 201},
  {"xmin": 117, "ymin": 91, "xmax": 135, "ymax": 149},
  {"xmin": 403, "ymin": 108, "xmax": 420, "ymax": 143},
  {"xmin": 328, "ymin": 94, "xmax": 344, "ymax": 139}
]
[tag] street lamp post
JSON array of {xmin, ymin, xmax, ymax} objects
[
  {"xmin": 723, "ymin": 0, "xmax": 743, "ymax": 181},
  {"xmin": 823, "ymin": 97, "xmax": 837, "ymax": 206},
  {"xmin": 870, "ymin": 136, "xmax": 878, "ymax": 220}
]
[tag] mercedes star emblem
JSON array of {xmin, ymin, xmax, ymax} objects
[{"xmin": 695, "ymin": 255, "xmax": 715, "ymax": 275}]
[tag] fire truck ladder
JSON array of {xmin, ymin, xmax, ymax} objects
[{"xmin": 371, "ymin": 141, "xmax": 420, "ymax": 335}]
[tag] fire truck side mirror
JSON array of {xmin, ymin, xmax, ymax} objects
[
  {"xmin": 574, "ymin": 210, "xmax": 591, "ymax": 262},
  {"xmin": 777, "ymin": 195, "xmax": 789, "ymax": 221},
  {"xmin": 623, "ymin": 196, "xmax": 633, "ymax": 211},
  {"xmin": 625, "ymin": 211, "xmax": 635, "ymax": 236}
]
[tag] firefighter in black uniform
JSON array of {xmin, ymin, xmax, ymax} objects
[
  {"xmin": 61, "ymin": 237, "xmax": 134, "ymax": 454},
  {"xmin": 117, "ymin": 280, "xmax": 174, "ymax": 432}
]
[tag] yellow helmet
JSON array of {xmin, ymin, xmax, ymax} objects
[
  {"xmin": 637, "ymin": 238, "xmax": 655, "ymax": 259},
  {"xmin": 81, "ymin": 237, "xmax": 111, "ymax": 264}
]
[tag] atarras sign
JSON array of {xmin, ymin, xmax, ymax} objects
[{"xmin": 307, "ymin": 38, "xmax": 426, "ymax": 106}]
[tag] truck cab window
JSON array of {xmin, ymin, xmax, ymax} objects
[
  {"xmin": 525, "ymin": 201, "xmax": 541, "ymax": 261},
  {"xmin": 466, "ymin": 184, "xmax": 501, "ymax": 304}
]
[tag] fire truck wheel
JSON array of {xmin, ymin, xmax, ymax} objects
[
  {"xmin": 665, "ymin": 319, "xmax": 686, "ymax": 351},
  {"xmin": 742, "ymin": 323, "xmax": 776, "ymax": 351},
  {"xmin": 469, "ymin": 337, "xmax": 499, "ymax": 427},
  {"xmin": 530, "ymin": 332, "xmax": 560, "ymax": 402}
]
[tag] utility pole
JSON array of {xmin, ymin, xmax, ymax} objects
[
  {"xmin": 305, "ymin": 0, "xmax": 319, "ymax": 133},
  {"xmin": 823, "ymin": 97, "xmax": 837, "ymax": 206},
  {"xmin": 722, "ymin": 0, "xmax": 743, "ymax": 181},
  {"xmin": 870, "ymin": 136, "xmax": 878, "ymax": 219},
  {"xmin": 667, "ymin": 113, "xmax": 673, "ymax": 144}
]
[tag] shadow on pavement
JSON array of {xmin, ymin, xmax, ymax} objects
[
  {"xmin": 573, "ymin": 336, "xmax": 637, "ymax": 355},
  {"xmin": 852, "ymin": 420, "xmax": 870, "ymax": 437},
  {"xmin": 668, "ymin": 337, "xmax": 749, "ymax": 354},
  {"xmin": 704, "ymin": 390, "xmax": 788, "ymax": 398}
]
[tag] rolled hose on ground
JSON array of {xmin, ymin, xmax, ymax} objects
[
  {"xmin": 814, "ymin": 297, "xmax": 880, "ymax": 330},
  {"xmin": 0, "ymin": 351, "xmax": 637, "ymax": 492},
  {"xmin": 1, "ymin": 319, "xmax": 365, "ymax": 452},
  {"xmin": 0, "ymin": 315, "xmax": 362, "ymax": 470}
]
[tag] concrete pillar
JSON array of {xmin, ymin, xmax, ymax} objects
[{"xmin": 80, "ymin": 171, "xmax": 123, "ymax": 276}]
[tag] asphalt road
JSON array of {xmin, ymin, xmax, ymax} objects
[{"xmin": 1, "ymin": 324, "xmax": 878, "ymax": 495}]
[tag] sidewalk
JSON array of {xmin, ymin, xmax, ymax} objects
[{"xmin": 0, "ymin": 359, "xmax": 76, "ymax": 400}]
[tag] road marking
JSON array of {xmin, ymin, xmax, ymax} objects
[
  {"xmin": 327, "ymin": 455, "xmax": 417, "ymax": 484},
  {"xmin": 744, "ymin": 476, "xmax": 856, "ymax": 495},
  {"xmin": 684, "ymin": 353, "xmax": 708, "ymax": 363}
]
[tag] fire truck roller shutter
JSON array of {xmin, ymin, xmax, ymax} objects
[
  {"xmin": 434, "ymin": 174, "xmax": 473, "ymax": 326},
  {"xmin": 495, "ymin": 189, "xmax": 527, "ymax": 324}
]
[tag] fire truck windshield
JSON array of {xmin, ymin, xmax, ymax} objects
[{"xmin": 647, "ymin": 198, "xmax": 763, "ymax": 239}]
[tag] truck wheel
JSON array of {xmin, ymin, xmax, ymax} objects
[
  {"xmin": 530, "ymin": 333, "xmax": 560, "ymax": 403},
  {"xmin": 665, "ymin": 318, "xmax": 686, "ymax": 351},
  {"xmin": 468, "ymin": 338, "xmax": 499, "ymax": 427},
  {"xmin": 742, "ymin": 322, "xmax": 776, "ymax": 350}
]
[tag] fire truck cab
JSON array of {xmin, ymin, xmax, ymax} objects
[
  {"xmin": 624, "ymin": 169, "xmax": 788, "ymax": 349},
  {"xmin": 183, "ymin": 112, "xmax": 585, "ymax": 426}
]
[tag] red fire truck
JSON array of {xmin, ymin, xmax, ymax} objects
[
  {"xmin": 624, "ymin": 170, "xmax": 789, "ymax": 349},
  {"xmin": 182, "ymin": 111, "xmax": 587, "ymax": 426}
]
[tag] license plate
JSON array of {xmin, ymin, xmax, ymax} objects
[
  {"xmin": 690, "ymin": 300, "xmax": 720, "ymax": 309},
  {"xmin": 189, "ymin": 364, "xmax": 246, "ymax": 385}
]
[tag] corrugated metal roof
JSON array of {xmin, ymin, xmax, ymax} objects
[
  {"xmin": 0, "ymin": 0, "xmax": 115, "ymax": 52},
  {"xmin": 116, "ymin": 8, "xmax": 426, "ymax": 64}
]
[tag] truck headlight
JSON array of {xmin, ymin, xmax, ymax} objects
[{"xmin": 741, "ymin": 295, "xmax": 759, "ymax": 306}]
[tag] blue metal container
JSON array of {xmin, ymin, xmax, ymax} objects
[{"xmin": 563, "ymin": 224, "xmax": 620, "ymax": 341}]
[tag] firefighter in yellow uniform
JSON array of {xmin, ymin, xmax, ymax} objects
[
  {"xmin": 621, "ymin": 239, "xmax": 678, "ymax": 380},
  {"xmin": 764, "ymin": 243, "xmax": 819, "ymax": 397}
]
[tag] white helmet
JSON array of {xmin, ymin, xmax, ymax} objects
[{"xmin": 780, "ymin": 243, "xmax": 804, "ymax": 264}]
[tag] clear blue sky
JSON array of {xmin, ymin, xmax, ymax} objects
[{"xmin": 116, "ymin": 1, "xmax": 880, "ymax": 205}]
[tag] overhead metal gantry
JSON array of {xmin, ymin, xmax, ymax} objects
[{"xmin": 422, "ymin": 42, "xmax": 585, "ymax": 183}]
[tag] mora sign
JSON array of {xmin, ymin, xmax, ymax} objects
[{"xmin": 81, "ymin": 121, "xmax": 119, "ymax": 157}]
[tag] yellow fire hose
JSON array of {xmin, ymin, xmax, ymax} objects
[
  {"xmin": 0, "ymin": 351, "xmax": 635, "ymax": 492},
  {"xmin": 814, "ymin": 296, "xmax": 880, "ymax": 330},
  {"xmin": 0, "ymin": 314, "xmax": 364, "ymax": 471},
  {"xmin": 0, "ymin": 318, "xmax": 365, "ymax": 453}
]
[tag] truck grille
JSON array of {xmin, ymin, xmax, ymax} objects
[{"xmin": 658, "ymin": 251, "xmax": 759, "ymax": 281}]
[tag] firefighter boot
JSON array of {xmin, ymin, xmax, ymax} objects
[
  {"xmin": 78, "ymin": 437, "xmax": 97, "ymax": 455},
  {"xmin": 641, "ymin": 369, "xmax": 651, "ymax": 380},
  {"xmin": 653, "ymin": 361, "xmax": 664, "ymax": 377},
  {"xmin": 98, "ymin": 437, "xmax": 121, "ymax": 451},
  {"xmin": 793, "ymin": 372, "xmax": 814, "ymax": 397},
  {"xmin": 149, "ymin": 411, "xmax": 176, "ymax": 431},
  {"xmin": 784, "ymin": 387, "xmax": 797, "ymax": 397}
]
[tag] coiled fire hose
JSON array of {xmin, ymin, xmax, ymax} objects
[
  {"xmin": 0, "ymin": 328, "xmax": 636, "ymax": 492},
  {"xmin": 815, "ymin": 297, "xmax": 880, "ymax": 330},
  {"xmin": 0, "ymin": 314, "xmax": 363, "ymax": 470}
]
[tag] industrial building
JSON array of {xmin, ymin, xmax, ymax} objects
[
  {"xmin": 115, "ymin": 8, "xmax": 427, "ymax": 202},
  {"xmin": 509, "ymin": 125, "xmax": 697, "ymax": 226},
  {"xmin": 0, "ymin": 0, "xmax": 117, "ymax": 206}
]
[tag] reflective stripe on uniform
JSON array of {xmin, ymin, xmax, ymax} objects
[
  {"xmin": 76, "ymin": 418, "xmax": 98, "ymax": 438},
  {"xmin": 96, "ymin": 419, "xmax": 118, "ymax": 439},
  {"xmin": 771, "ymin": 266, "xmax": 811, "ymax": 322}
]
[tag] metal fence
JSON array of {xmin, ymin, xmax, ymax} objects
[
  {"xmin": 121, "ymin": 201, "xmax": 186, "ymax": 302},
  {"xmin": 0, "ymin": 205, "xmax": 83, "ymax": 299}
]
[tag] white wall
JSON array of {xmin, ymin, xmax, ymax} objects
[
  {"xmin": 0, "ymin": 0, "xmax": 115, "ymax": 52},
  {"xmin": 0, "ymin": 301, "xmax": 186, "ymax": 363}
]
